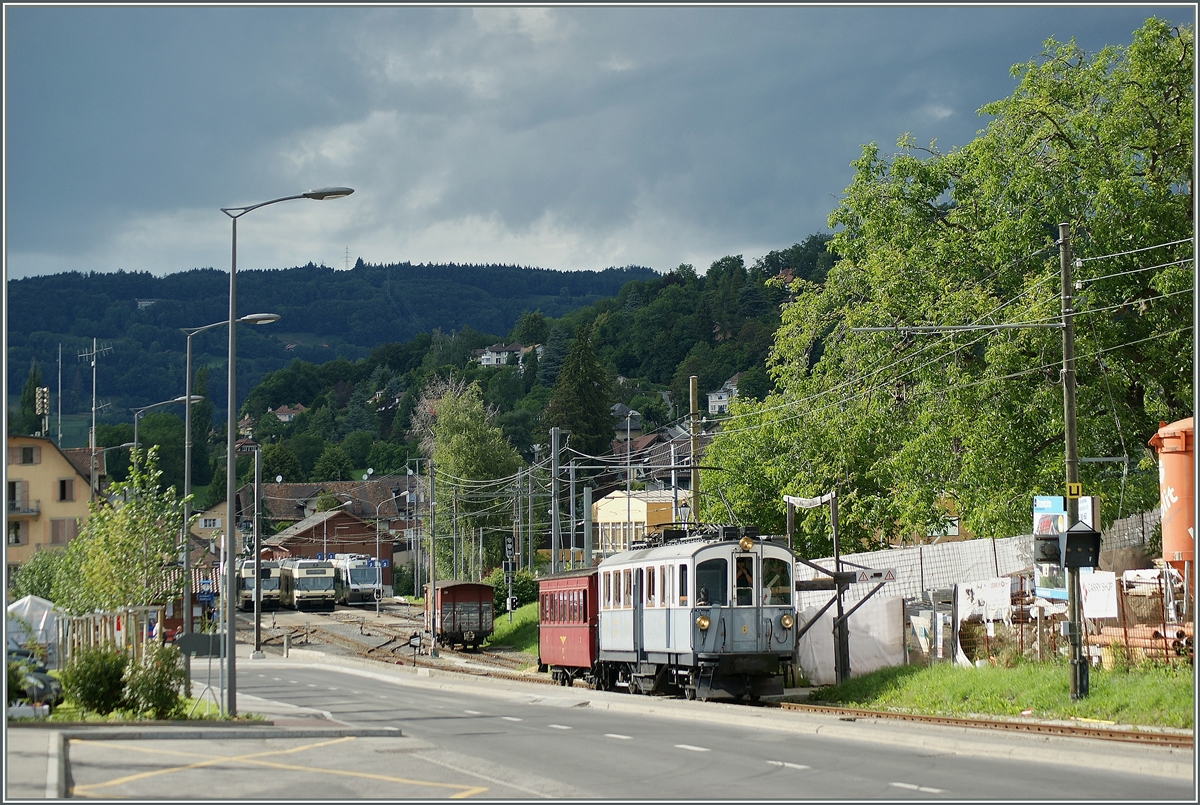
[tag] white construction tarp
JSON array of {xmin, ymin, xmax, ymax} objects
[
  {"xmin": 7, "ymin": 595, "xmax": 60, "ymax": 646},
  {"xmin": 795, "ymin": 595, "xmax": 905, "ymax": 686}
]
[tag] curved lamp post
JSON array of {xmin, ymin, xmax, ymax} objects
[
  {"xmin": 220, "ymin": 186, "xmax": 352, "ymax": 716},
  {"xmin": 132, "ymin": 396, "xmax": 202, "ymax": 457},
  {"xmin": 180, "ymin": 313, "xmax": 278, "ymax": 643}
]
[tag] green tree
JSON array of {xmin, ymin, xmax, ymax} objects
[
  {"xmin": 413, "ymin": 377, "xmax": 522, "ymax": 574},
  {"xmin": 544, "ymin": 322, "xmax": 614, "ymax": 457},
  {"xmin": 262, "ymin": 442, "xmax": 304, "ymax": 483},
  {"xmin": 511, "ymin": 310, "xmax": 550, "ymax": 346},
  {"xmin": 189, "ymin": 364, "xmax": 215, "ymax": 486},
  {"xmin": 14, "ymin": 359, "xmax": 42, "ymax": 435},
  {"xmin": 343, "ymin": 430, "xmax": 374, "ymax": 468},
  {"xmin": 536, "ymin": 325, "xmax": 571, "ymax": 387},
  {"xmin": 135, "ymin": 411, "xmax": 186, "ymax": 494},
  {"xmin": 705, "ymin": 19, "xmax": 1193, "ymax": 547},
  {"xmin": 53, "ymin": 447, "xmax": 191, "ymax": 614},
  {"xmin": 312, "ymin": 444, "xmax": 354, "ymax": 481},
  {"xmin": 9, "ymin": 548, "xmax": 69, "ymax": 601}
]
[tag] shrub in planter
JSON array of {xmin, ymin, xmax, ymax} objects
[
  {"xmin": 123, "ymin": 643, "xmax": 187, "ymax": 720},
  {"xmin": 62, "ymin": 645, "xmax": 129, "ymax": 715}
]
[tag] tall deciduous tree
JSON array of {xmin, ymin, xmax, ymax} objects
[
  {"xmin": 14, "ymin": 359, "xmax": 42, "ymax": 436},
  {"xmin": 52, "ymin": 447, "xmax": 191, "ymax": 613},
  {"xmin": 545, "ymin": 322, "xmax": 614, "ymax": 457},
  {"xmin": 705, "ymin": 19, "xmax": 1193, "ymax": 549}
]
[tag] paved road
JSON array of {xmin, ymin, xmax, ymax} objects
[{"xmin": 70, "ymin": 658, "xmax": 1182, "ymax": 800}]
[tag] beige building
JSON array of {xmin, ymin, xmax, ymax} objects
[
  {"xmin": 6, "ymin": 436, "xmax": 92, "ymax": 582},
  {"xmin": 592, "ymin": 489, "xmax": 690, "ymax": 555}
]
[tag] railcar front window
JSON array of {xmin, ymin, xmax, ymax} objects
[
  {"xmin": 762, "ymin": 558, "xmax": 792, "ymax": 605},
  {"xmin": 695, "ymin": 558, "xmax": 727, "ymax": 606},
  {"xmin": 350, "ymin": 568, "xmax": 376, "ymax": 585},
  {"xmin": 297, "ymin": 577, "xmax": 334, "ymax": 592},
  {"xmin": 735, "ymin": 556, "xmax": 755, "ymax": 606}
]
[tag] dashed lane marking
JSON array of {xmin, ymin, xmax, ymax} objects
[
  {"xmin": 502, "ymin": 717, "xmax": 522, "ymax": 722},
  {"xmin": 891, "ymin": 782, "xmax": 945, "ymax": 794},
  {"xmin": 767, "ymin": 761, "xmax": 810, "ymax": 771},
  {"xmin": 548, "ymin": 724, "xmax": 571, "ymax": 730},
  {"xmin": 307, "ymin": 683, "xmax": 317, "ymax": 687},
  {"xmin": 464, "ymin": 710, "xmax": 482, "ymax": 715},
  {"xmin": 674, "ymin": 744, "xmax": 710, "ymax": 752},
  {"xmin": 605, "ymin": 734, "xmax": 632, "ymax": 740}
]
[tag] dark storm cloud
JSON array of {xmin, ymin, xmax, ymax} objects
[{"xmin": 4, "ymin": 5, "xmax": 1189, "ymax": 278}]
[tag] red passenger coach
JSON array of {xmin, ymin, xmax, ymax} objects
[
  {"xmin": 537, "ymin": 569, "xmax": 599, "ymax": 686},
  {"xmin": 424, "ymin": 580, "xmax": 494, "ymax": 650}
]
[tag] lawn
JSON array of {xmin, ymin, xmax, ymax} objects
[
  {"xmin": 485, "ymin": 602, "xmax": 539, "ymax": 659},
  {"xmin": 797, "ymin": 660, "xmax": 1194, "ymax": 729}
]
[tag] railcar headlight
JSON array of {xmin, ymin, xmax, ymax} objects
[
  {"xmin": 696, "ymin": 615, "xmax": 711, "ymax": 631},
  {"xmin": 780, "ymin": 613, "xmax": 795, "ymax": 630},
  {"xmin": 738, "ymin": 536, "xmax": 755, "ymax": 551}
]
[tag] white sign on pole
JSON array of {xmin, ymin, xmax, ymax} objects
[
  {"xmin": 1080, "ymin": 570, "xmax": 1119, "ymax": 620},
  {"xmin": 854, "ymin": 568, "xmax": 896, "ymax": 583}
]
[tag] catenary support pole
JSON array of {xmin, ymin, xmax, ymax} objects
[
  {"xmin": 689, "ymin": 376, "xmax": 700, "ymax": 521},
  {"xmin": 551, "ymin": 427, "xmax": 561, "ymax": 574}
]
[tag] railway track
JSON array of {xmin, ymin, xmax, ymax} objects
[{"xmin": 776, "ymin": 702, "xmax": 1194, "ymax": 748}]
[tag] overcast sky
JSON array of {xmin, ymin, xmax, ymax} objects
[{"xmin": 4, "ymin": 5, "xmax": 1190, "ymax": 280}]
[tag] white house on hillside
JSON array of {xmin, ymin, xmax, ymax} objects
[{"xmin": 707, "ymin": 373, "xmax": 741, "ymax": 415}]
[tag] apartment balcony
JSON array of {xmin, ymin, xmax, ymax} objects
[{"xmin": 7, "ymin": 499, "xmax": 40, "ymax": 517}]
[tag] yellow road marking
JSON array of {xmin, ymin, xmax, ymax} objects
[{"xmin": 69, "ymin": 736, "xmax": 487, "ymax": 798}]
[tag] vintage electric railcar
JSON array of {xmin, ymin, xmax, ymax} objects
[
  {"xmin": 424, "ymin": 580, "xmax": 495, "ymax": 650},
  {"xmin": 538, "ymin": 527, "xmax": 795, "ymax": 701},
  {"xmin": 279, "ymin": 559, "xmax": 336, "ymax": 611}
]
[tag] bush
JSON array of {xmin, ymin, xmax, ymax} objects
[
  {"xmin": 62, "ymin": 645, "xmax": 128, "ymax": 715},
  {"xmin": 482, "ymin": 567, "xmax": 537, "ymax": 611},
  {"xmin": 123, "ymin": 643, "xmax": 187, "ymax": 720},
  {"xmin": 7, "ymin": 660, "xmax": 29, "ymax": 705}
]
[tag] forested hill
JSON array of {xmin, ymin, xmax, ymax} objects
[{"xmin": 6, "ymin": 261, "xmax": 656, "ymax": 413}]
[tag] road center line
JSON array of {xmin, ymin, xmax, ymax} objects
[
  {"xmin": 502, "ymin": 717, "xmax": 522, "ymax": 722},
  {"xmin": 548, "ymin": 724, "xmax": 572, "ymax": 730},
  {"xmin": 605, "ymin": 734, "xmax": 632, "ymax": 740},
  {"xmin": 767, "ymin": 760, "xmax": 810, "ymax": 770},
  {"xmin": 891, "ymin": 782, "xmax": 944, "ymax": 794},
  {"xmin": 674, "ymin": 744, "xmax": 709, "ymax": 752},
  {"xmin": 464, "ymin": 710, "xmax": 482, "ymax": 715}
]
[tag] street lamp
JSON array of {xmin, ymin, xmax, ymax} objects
[
  {"xmin": 132, "ymin": 396, "xmax": 202, "ymax": 458},
  {"xmin": 221, "ymin": 186, "xmax": 353, "ymax": 716},
  {"xmin": 180, "ymin": 313, "xmax": 279, "ymax": 644},
  {"xmin": 374, "ymin": 481, "xmax": 400, "ymax": 618}
]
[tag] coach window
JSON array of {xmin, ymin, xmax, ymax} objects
[
  {"xmin": 645, "ymin": 566, "xmax": 656, "ymax": 607},
  {"xmin": 695, "ymin": 558, "xmax": 727, "ymax": 606},
  {"xmin": 622, "ymin": 569, "xmax": 632, "ymax": 607},
  {"xmin": 762, "ymin": 557, "xmax": 792, "ymax": 605},
  {"xmin": 602, "ymin": 572, "xmax": 611, "ymax": 610},
  {"xmin": 678, "ymin": 564, "xmax": 688, "ymax": 606},
  {"xmin": 659, "ymin": 566, "xmax": 667, "ymax": 607}
]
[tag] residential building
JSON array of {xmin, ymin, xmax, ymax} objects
[
  {"xmin": 272, "ymin": 404, "xmax": 307, "ymax": 423},
  {"xmin": 470, "ymin": 343, "xmax": 542, "ymax": 371},
  {"xmin": 5, "ymin": 436, "xmax": 92, "ymax": 582},
  {"xmin": 611, "ymin": 403, "xmax": 643, "ymax": 440},
  {"xmin": 707, "ymin": 373, "xmax": 742, "ymax": 415},
  {"xmin": 591, "ymin": 490, "xmax": 690, "ymax": 556}
]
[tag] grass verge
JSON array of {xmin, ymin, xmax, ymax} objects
[
  {"xmin": 41, "ymin": 696, "xmax": 265, "ymax": 723},
  {"xmin": 793, "ymin": 660, "xmax": 1193, "ymax": 729},
  {"xmin": 484, "ymin": 602, "xmax": 539, "ymax": 659}
]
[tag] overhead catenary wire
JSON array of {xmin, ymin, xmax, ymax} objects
[{"xmin": 1076, "ymin": 237, "xmax": 1193, "ymax": 263}]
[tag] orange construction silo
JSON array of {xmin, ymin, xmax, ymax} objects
[{"xmin": 1148, "ymin": 417, "xmax": 1194, "ymax": 572}]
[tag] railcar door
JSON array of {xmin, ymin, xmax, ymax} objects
[
  {"xmin": 730, "ymin": 552, "xmax": 759, "ymax": 652},
  {"xmin": 633, "ymin": 567, "xmax": 644, "ymax": 663}
]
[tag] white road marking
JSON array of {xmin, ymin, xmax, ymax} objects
[
  {"xmin": 257, "ymin": 674, "xmax": 265, "ymax": 678},
  {"xmin": 891, "ymin": 782, "xmax": 944, "ymax": 794},
  {"xmin": 767, "ymin": 760, "xmax": 810, "ymax": 770},
  {"xmin": 328, "ymin": 687, "xmax": 338, "ymax": 691},
  {"xmin": 548, "ymin": 724, "xmax": 572, "ymax": 730},
  {"xmin": 674, "ymin": 744, "xmax": 710, "ymax": 752},
  {"xmin": 307, "ymin": 683, "xmax": 317, "ymax": 687},
  {"xmin": 605, "ymin": 734, "xmax": 632, "ymax": 740},
  {"xmin": 464, "ymin": 710, "xmax": 482, "ymax": 715},
  {"xmin": 289, "ymin": 680, "xmax": 299, "ymax": 684},
  {"xmin": 272, "ymin": 677, "xmax": 281, "ymax": 681},
  {"xmin": 502, "ymin": 717, "xmax": 522, "ymax": 722}
]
